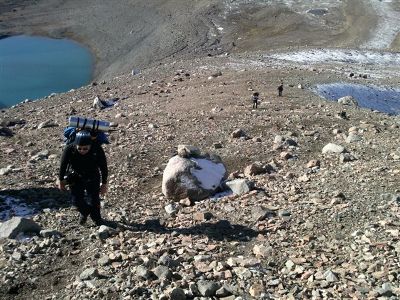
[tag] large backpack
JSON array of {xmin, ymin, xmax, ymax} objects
[{"xmin": 63, "ymin": 127, "xmax": 110, "ymax": 145}]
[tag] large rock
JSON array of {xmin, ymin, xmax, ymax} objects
[
  {"xmin": 162, "ymin": 150, "xmax": 227, "ymax": 201},
  {"xmin": 225, "ymin": 179, "xmax": 253, "ymax": 195},
  {"xmin": 244, "ymin": 162, "xmax": 265, "ymax": 176},
  {"xmin": 322, "ymin": 143, "xmax": 346, "ymax": 154},
  {"xmin": 337, "ymin": 95, "xmax": 358, "ymax": 106},
  {"xmin": 0, "ymin": 217, "xmax": 42, "ymax": 239}
]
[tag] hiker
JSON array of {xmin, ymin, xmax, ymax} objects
[
  {"xmin": 277, "ymin": 83, "xmax": 283, "ymax": 96},
  {"xmin": 252, "ymin": 92, "xmax": 259, "ymax": 109},
  {"xmin": 58, "ymin": 130, "xmax": 108, "ymax": 226}
]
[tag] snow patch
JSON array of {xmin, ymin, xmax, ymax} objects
[
  {"xmin": 190, "ymin": 158, "xmax": 226, "ymax": 190},
  {"xmin": 266, "ymin": 49, "xmax": 400, "ymax": 66},
  {"xmin": 0, "ymin": 195, "xmax": 37, "ymax": 221},
  {"xmin": 361, "ymin": 0, "xmax": 400, "ymax": 49}
]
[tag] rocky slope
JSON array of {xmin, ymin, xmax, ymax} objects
[
  {"xmin": 2, "ymin": 0, "xmax": 399, "ymax": 80},
  {"xmin": 0, "ymin": 54, "xmax": 399, "ymax": 299}
]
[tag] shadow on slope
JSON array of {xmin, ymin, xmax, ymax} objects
[
  {"xmin": 116, "ymin": 218, "xmax": 264, "ymax": 242},
  {"xmin": 0, "ymin": 187, "xmax": 71, "ymax": 221}
]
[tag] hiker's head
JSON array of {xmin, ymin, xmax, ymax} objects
[
  {"xmin": 253, "ymin": 92, "xmax": 259, "ymax": 96},
  {"xmin": 75, "ymin": 131, "xmax": 92, "ymax": 153}
]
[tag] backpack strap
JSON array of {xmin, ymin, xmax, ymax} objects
[{"xmin": 82, "ymin": 118, "xmax": 88, "ymax": 130}]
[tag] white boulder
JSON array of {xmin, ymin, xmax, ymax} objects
[{"xmin": 162, "ymin": 152, "xmax": 227, "ymax": 201}]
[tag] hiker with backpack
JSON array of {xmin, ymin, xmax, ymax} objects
[
  {"xmin": 58, "ymin": 130, "xmax": 108, "ymax": 226},
  {"xmin": 252, "ymin": 92, "xmax": 260, "ymax": 109},
  {"xmin": 277, "ymin": 83, "xmax": 283, "ymax": 96}
]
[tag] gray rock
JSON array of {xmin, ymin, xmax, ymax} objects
[
  {"xmin": 197, "ymin": 280, "xmax": 220, "ymax": 297},
  {"xmin": 169, "ymin": 287, "xmax": 186, "ymax": 300},
  {"xmin": 225, "ymin": 179, "xmax": 253, "ymax": 195},
  {"xmin": 337, "ymin": 95, "xmax": 358, "ymax": 106},
  {"xmin": 274, "ymin": 135, "xmax": 284, "ymax": 144},
  {"xmin": 158, "ymin": 254, "xmax": 180, "ymax": 268},
  {"xmin": 253, "ymin": 244, "xmax": 273, "ymax": 258},
  {"xmin": 231, "ymin": 129, "xmax": 247, "ymax": 138},
  {"xmin": 215, "ymin": 286, "xmax": 232, "ymax": 297},
  {"xmin": 97, "ymin": 225, "xmax": 116, "ymax": 240},
  {"xmin": 165, "ymin": 202, "xmax": 180, "ymax": 216},
  {"xmin": 152, "ymin": 265, "xmax": 173, "ymax": 280},
  {"xmin": 98, "ymin": 256, "xmax": 111, "ymax": 266},
  {"xmin": 285, "ymin": 138, "xmax": 298, "ymax": 146},
  {"xmin": 322, "ymin": 143, "xmax": 346, "ymax": 154},
  {"xmin": 79, "ymin": 268, "xmax": 100, "ymax": 281},
  {"xmin": 38, "ymin": 120, "xmax": 58, "ymax": 129},
  {"xmin": 135, "ymin": 265, "xmax": 152, "ymax": 279},
  {"xmin": 377, "ymin": 283, "xmax": 394, "ymax": 297},
  {"xmin": 0, "ymin": 217, "xmax": 42, "ymax": 239},
  {"xmin": 324, "ymin": 270, "xmax": 338, "ymax": 282},
  {"xmin": 40, "ymin": 229, "xmax": 62, "ymax": 238},
  {"xmin": 30, "ymin": 150, "xmax": 49, "ymax": 161},
  {"xmin": 380, "ymin": 193, "xmax": 399, "ymax": 202},
  {"xmin": 233, "ymin": 267, "xmax": 252, "ymax": 279},
  {"xmin": 0, "ymin": 166, "xmax": 12, "ymax": 175},
  {"xmin": 340, "ymin": 153, "xmax": 357, "ymax": 163},
  {"xmin": 177, "ymin": 145, "xmax": 201, "ymax": 158},
  {"xmin": 244, "ymin": 162, "xmax": 265, "ymax": 176},
  {"xmin": 346, "ymin": 133, "xmax": 362, "ymax": 143},
  {"xmin": 251, "ymin": 206, "xmax": 275, "ymax": 221}
]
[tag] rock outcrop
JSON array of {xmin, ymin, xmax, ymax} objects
[{"xmin": 162, "ymin": 146, "xmax": 227, "ymax": 201}]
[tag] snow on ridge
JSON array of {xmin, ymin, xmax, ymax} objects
[
  {"xmin": 266, "ymin": 49, "xmax": 400, "ymax": 66},
  {"xmin": 361, "ymin": 0, "xmax": 400, "ymax": 49}
]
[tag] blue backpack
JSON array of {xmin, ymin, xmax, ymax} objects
[{"xmin": 63, "ymin": 127, "xmax": 110, "ymax": 145}]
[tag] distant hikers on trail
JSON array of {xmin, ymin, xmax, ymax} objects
[
  {"xmin": 278, "ymin": 83, "xmax": 283, "ymax": 96},
  {"xmin": 58, "ymin": 130, "xmax": 108, "ymax": 226},
  {"xmin": 252, "ymin": 92, "xmax": 259, "ymax": 109}
]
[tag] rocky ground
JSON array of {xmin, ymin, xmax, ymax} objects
[{"xmin": 0, "ymin": 53, "xmax": 399, "ymax": 299}]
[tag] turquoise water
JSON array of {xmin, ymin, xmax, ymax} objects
[{"xmin": 0, "ymin": 35, "xmax": 93, "ymax": 108}]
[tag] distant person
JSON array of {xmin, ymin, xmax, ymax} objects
[
  {"xmin": 277, "ymin": 84, "xmax": 283, "ymax": 97},
  {"xmin": 58, "ymin": 130, "xmax": 108, "ymax": 226},
  {"xmin": 252, "ymin": 92, "xmax": 259, "ymax": 109}
]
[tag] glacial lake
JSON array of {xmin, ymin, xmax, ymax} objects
[
  {"xmin": 313, "ymin": 83, "xmax": 400, "ymax": 115},
  {"xmin": 0, "ymin": 35, "xmax": 93, "ymax": 108}
]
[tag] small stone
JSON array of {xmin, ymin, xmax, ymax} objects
[
  {"xmin": 225, "ymin": 179, "xmax": 253, "ymax": 195},
  {"xmin": 168, "ymin": 287, "xmax": 186, "ymax": 300},
  {"xmin": 135, "ymin": 265, "xmax": 152, "ymax": 279},
  {"xmin": 322, "ymin": 143, "xmax": 346, "ymax": 154},
  {"xmin": 40, "ymin": 229, "xmax": 62, "ymax": 238},
  {"xmin": 253, "ymin": 244, "xmax": 272, "ymax": 258},
  {"xmin": 231, "ymin": 129, "xmax": 246, "ymax": 139},
  {"xmin": 285, "ymin": 260, "xmax": 295, "ymax": 271},
  {"xmin": 152, "ymin": 265, "xmax": 172, "ymax": 280},
  {"xmin": 179, "ymin": 198, "xmax": 193, "ymax": 207},
  {"xmin": 193, "ymin": 211, "xmax": 213, "ymax": 221},
  {"xmin": 197, "ymin": 280, "xmax": 220, "ymax": 297},
  {"xmin": 79, "ymin": 268, "xmax": 100, "ymax": 281},
  {"xmin": 233, "ymin": 267, "xmax": 252, "ymax": 279},
  {"xmin": 249, "ymin": 283, "xmax": 265, "ymax": 297},
  {"xmin": 306, "ymin": 160, "xmax": 320, "ymax": 168},
  {"xmin": 165, "ymin": 203, "xmax": 180, "ymax": 216},
  {"xmin": 98, "ymin": 256, "xmax": 111, "ymax": 266},
  {"xmin": 324, "ymin": 270, "xmax": 338, "ymax": 282}
]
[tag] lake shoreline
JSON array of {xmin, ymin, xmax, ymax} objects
[{"xmin": 0, "ymin": 35, "xmax": 93, "ymax": 107}]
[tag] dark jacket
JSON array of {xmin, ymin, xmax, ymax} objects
[{"xmin": 59, "ymin": 144, "xmax": 108, "ymax": 184}]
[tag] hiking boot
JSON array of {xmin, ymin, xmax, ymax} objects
[
  {"xmin": 79, "ymin": 215, "xmax": 88, "ymax": 225},
  {"xmin": 94, "ymin": 219, "xmax": 106, "ymax": 226}
]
